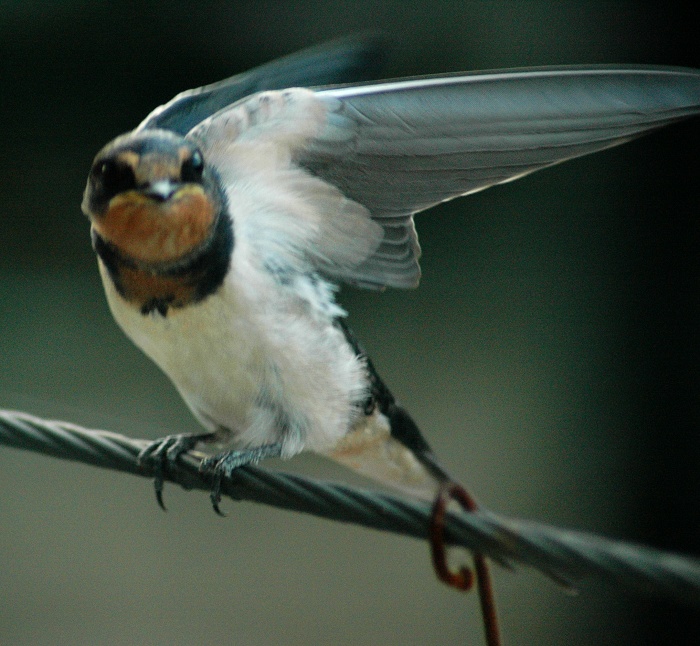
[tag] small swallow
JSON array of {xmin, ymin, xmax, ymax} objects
[{"xmin": 82, "ymin": 37, "xmax": 700, "ymax": 518}]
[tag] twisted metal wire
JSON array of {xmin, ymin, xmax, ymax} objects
[{"xmin": 2, "ymin": 408, "xmax": 699, "ymax": 607}]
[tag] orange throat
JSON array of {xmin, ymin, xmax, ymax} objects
[
  {"xmin": 91, "ymin": 185, "xmax": 217, "ymax": 265},
  {"xmin": 91, "ymin": 184, "xmax": 228, "ymax": 315}
]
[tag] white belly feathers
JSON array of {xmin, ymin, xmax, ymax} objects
[{"xmin": 98, "ymin": 256, "xmax": 368, "ymax": 457}]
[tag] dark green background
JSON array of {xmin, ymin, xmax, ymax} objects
[{"xmin": 1, "ymin": 2, "xmax": 698, "ymax": 644}]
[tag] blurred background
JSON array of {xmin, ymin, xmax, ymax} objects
[{"xmin": 1, "ymin": 1, "xmax": 698, "ymax": 644}]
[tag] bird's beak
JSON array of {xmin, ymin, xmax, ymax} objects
[{"xmin": 143, "ymin": 179, "xmax": 179, "ymax": 202}]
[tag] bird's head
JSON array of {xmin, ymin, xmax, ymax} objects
[{"xmin": 82, "ymin": 130, "xmax": 222, "ymax": 267}]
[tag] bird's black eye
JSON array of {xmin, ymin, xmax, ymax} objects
[
  {"xmin": 92, "ymin": 159, "xmax": 136, "ymax": 199},
  {"xmin": 181, "ymin": 150, "xmax": 204, "ymax": 183}
]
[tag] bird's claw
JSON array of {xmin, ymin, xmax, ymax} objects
[
  {"xmin": 138, "ymin": 432, "xmax": 215, "ymax": 510},
  {"xmin": 198, "ymin": 443, "xmax": 283, "ymax": 515}
]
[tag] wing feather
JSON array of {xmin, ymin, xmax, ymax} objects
[
  {"xmin": 137, "ymin": 34, "xmax": 385, "ymax": 135},
  {"xmin": 299, "ymin": 66, "xmax": 700, "ymax": 287},
  {"xmin": 185, "ymin": 65, "xmax": 700, "ymax": 290}
]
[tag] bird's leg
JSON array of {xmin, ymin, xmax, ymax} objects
[
  {"xmin": 430, "ymin": 481, "xmax": 501, "ymax": 646},
  {"xmin": 200, "ymin": 443, "xmax": 284, "ymax": 515},
  {"xmin": 138, "ymin": 431, "xmax": 219, "ymax": 510}
]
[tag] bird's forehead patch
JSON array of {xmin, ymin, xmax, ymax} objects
[
  {"xmin": 115, "ymin": 150, "xmax": 140, "ymax": 169},
  {"xmin": 115, "ymin": 146, "xmax": 194, "ymax": 183}
]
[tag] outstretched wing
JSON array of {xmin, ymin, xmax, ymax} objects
[
  {"xmin": 304, "ymin": 66, "xmax": 700, "ymax": 288},
  {"xmin": 137, "ymin": 33, "xmax": 385, "ymax": 135},
  {"xmin": 189, "ymin": 65, "xmax": 700, "ymax": 290}
]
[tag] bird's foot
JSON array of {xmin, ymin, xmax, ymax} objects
[
  {"xmin": 200, "ymin": 443, "xmax": 283, "ymax": 516},
  {"xmin": 138, "ymin": 432, "xmax": 217, "ymax": 510}
]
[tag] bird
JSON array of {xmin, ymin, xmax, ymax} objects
[{"xmin": 82, "ymin": 36, "xmax": 700, "ymax": 515}]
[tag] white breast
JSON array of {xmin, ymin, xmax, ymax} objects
[{"xmin": 98, "ymin": 252, "xmax": 369, "ymax": 458}]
